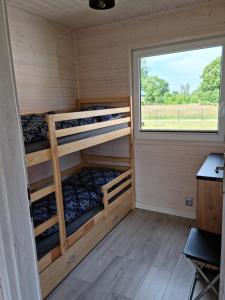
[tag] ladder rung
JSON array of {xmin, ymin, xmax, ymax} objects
[
  {"xmin": 34, "ymin": 216, "xmax": 58, "ymax": 237},
  {"xmin": 31, "ymin": 185, "xmax": 55, "ymax": 203}
]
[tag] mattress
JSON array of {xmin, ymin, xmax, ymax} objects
[
  {"xmin": 25, "ymin": 123, "xmax": 128, "ymax": 154},
  {"xmin": 36, "ymin": 191, "xmax": 131, "ymax": 260},
  {"xmin": 36, "ymin": 204, "xmax": 103, "ymax": 259},
  {"xmin": 34, "ymin": 168, "xmax": 124, "ymax": 259}
]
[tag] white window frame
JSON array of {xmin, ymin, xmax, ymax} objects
[{"xmin": 131, "ymin": 37, "xmax": 225, "ymax": 142}]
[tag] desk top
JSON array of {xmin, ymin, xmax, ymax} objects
[{"xmin": 197, "ymin": 153, "xmax": 224, "ymax": 182}]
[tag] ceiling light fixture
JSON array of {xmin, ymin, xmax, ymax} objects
[{"xmin": 89, "ymin": 0, "xmax": 115, "ymax": 10}]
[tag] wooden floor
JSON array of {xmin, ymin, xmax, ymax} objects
[{"xmin": 46, "ymin": 209, "xmax": 217, "ymax": 300}]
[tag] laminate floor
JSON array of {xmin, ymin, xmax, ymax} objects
[{"xmin": 46, "ymin": 209, "xmax": 217, "ymax": 300}]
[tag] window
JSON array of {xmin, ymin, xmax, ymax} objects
[{"xmin": 132, "ymin": 38, "xmax": 225, "ymax": 141}]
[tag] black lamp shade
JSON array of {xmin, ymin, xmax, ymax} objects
[{"xmin": 89, "ymin": 0, "xmax": 115, "ymax": 10}]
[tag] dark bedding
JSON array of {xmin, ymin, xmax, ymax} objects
[
  {"xmin": 21, "ymin": 106, "xmax": 125, "ymax": 152},
  {"xmin": 36, "ymin": 204, "xmax": 104, "ymax": 259},
  {"xmin": 34, "ymin": 167, "xmax": 123, "ymax": 259},
  {"xmin": 32, "ymin": 168, "xmax": 122, "ymax": 237},
  {"xmin": 24, "ymin": 123, "xmax": 127, "ymax": 154}
]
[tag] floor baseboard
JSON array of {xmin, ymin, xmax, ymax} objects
[{"xmin": 136, "ymin": 201, "xmax": 196, "ymax": 219}]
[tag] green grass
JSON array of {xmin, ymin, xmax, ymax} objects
[
  {"xmin": 142, "ymin": 119, "xmax": 218, "ymax": 131},
  {"xmin": 141, "ymin": 104, "xmax": 218, "ymax": 131}
]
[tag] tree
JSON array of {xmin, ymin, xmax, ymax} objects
[
  {"xmin": 141, "ymin": 75, "xmax": 169, "ymax": 104},
  {"xmin": 140, "ymin": 56, "xmax": 222, "ymax": 105},
  {"xmin": 197, "ymin": 56, "xmax": 222, "ymax": 104},
  {"xmin": 200, "ymin": 56, "xmax": 221, "ymax": 92}
]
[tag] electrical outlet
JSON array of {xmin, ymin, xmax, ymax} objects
[{"xmin": 185, "ymin": 197, "xmax": 193, "ymax": 206}]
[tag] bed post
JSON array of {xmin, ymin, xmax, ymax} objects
[
  {"xmin": 102, "ymin": 187, "xmax": 109, "ymax": 218},
  {"xmin": 129, "ymin": 96, "xmax": 135, "ymax": 209},
  {"xmin": 47, "ymin": 115, "xmax": 67, "ymax": 254}
]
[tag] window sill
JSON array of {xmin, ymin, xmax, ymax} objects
[
  {"xmin": 134, "ymin": 130, "xmax": 225, "ymax": 143},
  {"xmin": 134, "ymin": 137, "xmax": 225, "ymax": 148}
]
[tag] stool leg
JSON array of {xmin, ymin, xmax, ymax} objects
[
  {"xmin": 189, "ymin": 271, "xmax": 198, "ymax": 300},
  {"xmin": 193, "ymin": 274, "xmax": 220, "ymax": 300},
  {"xmin": 194, "ymin": 263, "xmax": 219, "ymax": 296}
]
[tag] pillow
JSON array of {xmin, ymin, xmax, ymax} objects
[
  {"xmin": 56, "ymin": 119, "xmax": 80, "ymax": 130},
  {"xmin": 56, "ymin": 116, "xmax": 97, "ymax": 129},
  {"xmin": 83, "ymin": 105, "xmax": 123, "ymax": 122}
]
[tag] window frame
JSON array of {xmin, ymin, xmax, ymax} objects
[{"xmin": 131, "ymin": 37, "xmax": 225, "ymax": 142}]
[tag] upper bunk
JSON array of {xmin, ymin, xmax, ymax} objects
[{"xmin": 22, "ymin": 96, "xmax": 132, "ymax": 167}]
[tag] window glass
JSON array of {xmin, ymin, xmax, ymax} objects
[{"xmin": 140, "ymin": 46, "xmax": 223, "ymax": 132}]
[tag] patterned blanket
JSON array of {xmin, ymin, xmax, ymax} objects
[
  {"xmin": 21, "ymin": 106, "xmax": 123, "ymax": 145},
  {"xmin": 32, "ymin": 168, "xmax": 122, "ymax": 237}
]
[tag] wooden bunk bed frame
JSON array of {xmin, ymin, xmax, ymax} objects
[
  {"xmin": 26, "ymin": 97, "xmax": 132, "ymax": 167},
  {"xmin": 25, "ymin": 96, "xmax": 134, "ymax": 298}
]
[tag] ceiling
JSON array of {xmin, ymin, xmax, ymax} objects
[{"xmin": 7, "ymin": 0, "xmax": 210, "ymax": 29}]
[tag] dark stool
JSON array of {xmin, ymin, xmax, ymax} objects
[{"xmin": 183, "ymin": 227, "xmax": 221, "ymax": 300}]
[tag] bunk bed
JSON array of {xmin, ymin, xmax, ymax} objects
[
  {"xmin": 22, "ymin": 96, "xmax": 134, "ymax": 298},
  {"xmin": 24, "ymin": 97, "xmax": 131, "ymax": 167}
]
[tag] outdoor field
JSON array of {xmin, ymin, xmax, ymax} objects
[{"xmin": 141, "ymin": 104, "xmax": 218, "ymax": 131}]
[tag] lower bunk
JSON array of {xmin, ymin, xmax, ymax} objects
[{"xmin": 32, "ymin": 164, "xmax": 133, "ymax": 298}]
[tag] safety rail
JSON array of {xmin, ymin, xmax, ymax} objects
[{"xmin": 102, "ymin": 169, "xmax": 132, "ymax": 215}]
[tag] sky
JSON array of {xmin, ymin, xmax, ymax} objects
[{"xmin": 141, "ymin": 46, "xmax": 222, "ymax": 92}]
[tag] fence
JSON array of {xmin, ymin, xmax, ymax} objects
[{"xmin": 141, "ymin": 104, "xmax": 218, "ymax": 122}]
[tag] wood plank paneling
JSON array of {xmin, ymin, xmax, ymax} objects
[
  {"xmin": 76, "ymin": 0, "xmax": 225, "ymax": 98},
  {"xmin": 27, "ymin": 153, "xmax": 80, "ymax": 184},
  {"xmin": 6, "ymin": 0, "xmax": 225, "ymax": 220},
  {"xmin": 6, "ymin": 0, "xmax": 209, "ymax": 30},
  {"xmin": 6, "ymin": 5, "xmax": 80, "ymax": 184},
  {"xmin": 76, "ymin": 0, "xmax": 225, "ymax": 218},
  {"xmin": 135, "ymin": 141, "xmax": 225, "ymax": 219},
  {"xmin": 0, "ymin": 1, "xmax": 41, "ymax": 298},
  {"xmin": 7, "ymin": 5, "xmax": 78, "ymax": 113}
]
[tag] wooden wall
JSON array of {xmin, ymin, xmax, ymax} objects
[
  {"xmin": 27, "ymin": 154, "xmax": 81, "ymax": 184},
  {"xmin": 75, "ymin": 0, "xmax": 225, "ymax": 218},
  {"xmin": 134, "ymin": 141, "xmax": 225, "ymax": 218},
  {"xmin": 6, "ymin": 0, "xmax": 225, "ymax": 218},
  {"xmin": 7, "ymin": 5, "xmax": 80, "ymax": 183},
  {"xmin": 75, "ymin": 0, "xmax": 225, "ymax": 98},
  {"xmin": 7, "ymin": 5, "xmax": 78, "ymax": 114},
  {"xmin": 0, "ymin": 1, "xmax": 41, "ymax": 297}
]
